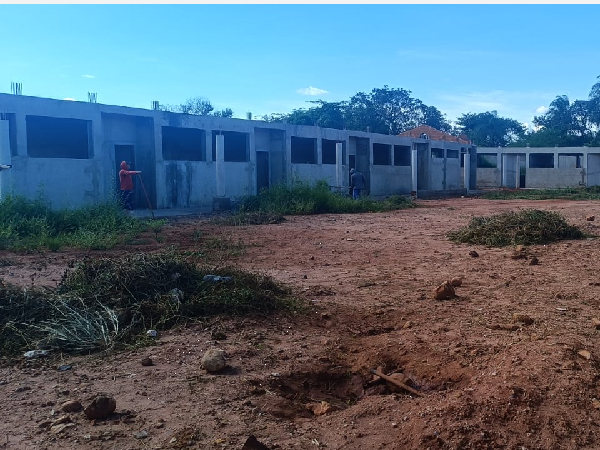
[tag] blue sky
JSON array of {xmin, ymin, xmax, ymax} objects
[{"xmin": 1, "ymin": 4, "xmax": 599, "ymax": 129}]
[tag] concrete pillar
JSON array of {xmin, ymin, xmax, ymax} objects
[
  {"xmin": 515, "ymin": 154, "xmax": 520, "ymax": 188},
  {"xmin": 0, "ymin": 120, "xmax": 12, "ymax": 199},
  {"xmin": 501, "ymin": 153, "xmax": 507, "ymax": 188},
  {"xmin": 205, "ymin": 130, "xmax": 213, "ymax": 163},
  {"xmin": 316, "ymin": 137, "xmax": 323, "ymax": 166},
  {"xmin": 335, "ymin": 142, "xmax": 343, "ymax": 193},
  {"xmin": 215, "ymin": 134, "xmax": 225, "ymax": 197},
  {"xmin": 463, "ymin": 151, "xmax": 470, "ymax": 193},
  {"xmin": 411, "ymin": 147, "xmax": 418, "ymax": 193},
  {"xmin": 285, "ymin": 134, "xmax": 292, "ymax": 187}
]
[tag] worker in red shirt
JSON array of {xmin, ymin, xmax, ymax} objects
[{"xmin": 119, "ymin": 161, "xmax": 141, "ymax": 213}]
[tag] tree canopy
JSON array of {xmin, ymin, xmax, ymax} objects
[
  {"xmin": 160, "ymin": 96, "xmax": 233, "ymax": 118},
  {"xmin": 455, "ymin": 111, "xmax": 525, "ymax": 147},
  {"xmin": 264, "ymin": 86, "xmax": 452, "ymax": 135}
]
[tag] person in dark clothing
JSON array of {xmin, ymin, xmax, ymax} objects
[
  {"xmin": 119, "ymin": 161, "xmax": 141, "ymax": 213},
  {"xmin": 350, "ymin": 168, "xmax": 366, "ymax": 200}
]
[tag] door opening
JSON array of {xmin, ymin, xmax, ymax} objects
[{"xmin": 256, "ymin": 151, "xmax": 269, "ymax": 194}]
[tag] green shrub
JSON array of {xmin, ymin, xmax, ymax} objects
[
  {"xmin": 483, "ymin": 187, "xmax": 600, "ymax": 201},
  {"xmin": 236, "ymin": 180, "xmax": 413, "ymax": 216},
  {"xmin": 0, "ymin": 194, "xmax": 154, "ymax": 251}
]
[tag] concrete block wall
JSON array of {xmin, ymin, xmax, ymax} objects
[
  {"xmin": 477, "ymin": 147, "xmax": 599, "ymax": 189},
  {"xmin": 0, "ymin": 93, "xmax": 476, "ymax": 209}
]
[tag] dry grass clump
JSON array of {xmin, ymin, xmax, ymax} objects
[
  {"xmin": 215, "ymin": 211, "xmax": 286, "ymax": 226},
  {"xmin": 0, "ymin": 251, "xmax": 301, "ymax": 356},
  {"xmin": 447, "ymin": 209, "xmax": 585, "ymax": 247}
]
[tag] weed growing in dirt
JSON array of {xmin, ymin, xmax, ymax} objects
[
  {"xmin": 214, "ymin": 211, "xmax": 287, "ymax": 226},
  {"xmin": 0, "ymin": 194, "xmax": 166, "ymax": 251},
  {"xmin": 0, "ymin": 251, "xmax": 301, "ymax": 356},
  {"xmin": 235, "ymin": 180, "xmax": 414, "ymax": 217},
  {"xmin": 447, "ymin": 209, "xmax": 585, "ymax": 247},
  {"xmin": 482, "ymin": 186, "xmax": 600, "ymax": 201}
]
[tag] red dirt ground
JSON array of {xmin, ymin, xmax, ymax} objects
[{"xmin": 2, "ymin": 198, "xmax": 600, "ymax": 450}]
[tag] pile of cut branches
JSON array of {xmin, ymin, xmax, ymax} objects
[
  {"xmin": 447, "ymin": 209, "xmax": 585, "ymax": 247},
  {"xmin": 0, "ymin": 251, "xmax": 300, "ymax": 356}
]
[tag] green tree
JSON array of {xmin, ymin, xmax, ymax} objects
[
  {"xmin": 456, "ymin": 111, "xmax": 525, "ymax": 147},
  {"xmin": 274, "ymin": 85, "xmax": 453, "ymax": 136},
  {"xmin": 529, "ymin": 95, "xmax": 592, "ymax": 146},
  {"xmin": 213, "ymin": 108, "xmax": 234, "ymax": 118},
  {"xmin": 160, "ymin": 97, "xmax": 233, "ymax": 117},
  {"xmin": 422, "ymin": 105, "xmax": 452, "ymax": 133},
  {"xmin": 588, "ymin": 75, "xmax": 600, "ymax": 128}
]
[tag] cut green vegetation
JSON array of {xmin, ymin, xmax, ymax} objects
[
  {"xmin": 448, "ymin": 209, "xmax": 585, "ymax": 247},
  {"xmin": 0, "ymin": 194, "xmax": 166, "ymax": 251},
  {"xmin": 234, "ymin": 180, "xmax": 414, "ymax": 219},
  {"xmin": 0, "ymin": 251, "xmax": 301, "ymax": 356},
  {"xmin": 482, "ymin": 186, "xmax": 600, "ymax": 201}
]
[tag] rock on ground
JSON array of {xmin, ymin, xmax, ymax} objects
[
  {"xmin": 201, "ymin": 348, "xmax": 227, "ymax": 372},
  {"xmin": 434, "ymin": 281, "xmax": 456, "ymax": 300},
  {"xmin": 84, "ymin": 394, "xmax": 116, "ymax": 420}
]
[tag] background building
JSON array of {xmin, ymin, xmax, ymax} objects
[{"xmin": 0, "ymin": 94, "xmax": 477, "ymax": 210}]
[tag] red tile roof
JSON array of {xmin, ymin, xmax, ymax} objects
[{"xmin": 399, "ymin": 125, "xmax": 471, "ymax": 145}]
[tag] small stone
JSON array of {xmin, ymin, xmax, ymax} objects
[
  {"xmin": 321, "ymin": 312, "xmax": 331, "ymax": 320},
  {"xmin": 141, "ymin": 357, "xmax": 153, "ymax": 367},
  {"xmin": 434, "ymin": 281, "xmax": 455, "ymax": 300},
  {"xmin": 242, "ymin": 435, "xmax": 272, "ymax": 450},
  {"xmin": 61, "ymin": 400, "xmax": 82, "ymax": 413},
  {"xmin": 201, "ymin": 348, "xmax": 226, "ymax": 372},
  {"xmin": 211, "ymin": 331, "xmax": 227, "ymax": 341},
  {"xmin": 510, "ymin": 247, "xmax": 528, "ymax": 259},
  {"xmin": 84, "ymin": 394, "xmax": 116, "ymax": 420},
  {"xmin": 305, "ymin": 401, "xmax": 336, "ymax": 416},
  {"xmin": 450, "ymin": 277, "xmax": 462, "ymax": 287},
  {"xmin": 146, "ymin": 330, "xmax": 158, "ymax": 338},
  {"xmin": 593, "ymin": 398, "xmax": 600, "ymax": 409},
  {"xmin": 402, "ymin": 321, "xmax": 413, "ymax": 329},
  {"xmin": 587, "ymin": 215, "xmax": 595, "ymax": 221},
  {"xmin": 134, "ymin": 430, "xmax": 149, "ymax": 439},
  {"xmin": 593, "ymin": 318, "xmax": 600, "ymax": 330},
  {"xmin": 50, "ymin": 423, "xmax": 75, "ymax": 434},
  {"xmin": 469, "ymin": 250, "xmax": 479, "ymax": 258},
  {"xmin": 578, "ymin": 349, "xmax": 592, "ymax": 360},
  {"xmin": 529, "ymin": 256, "xmax": 539, "ymax": 266},
  {"xmin": 512, "ymin": 313, "xmax": 534, "ymax": 325}
]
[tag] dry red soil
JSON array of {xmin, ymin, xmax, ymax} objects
[{"xmin": 2, "ymin": 198, "xmax": 600, "ymax": 450}]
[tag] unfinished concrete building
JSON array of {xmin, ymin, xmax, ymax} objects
[
  {"xmin": 0, "ymin": 94, "xmax": 477, "ymax": 210},
  {"xmin": 476, "ymin": 147, "xmax": 600, "ymax": 189}
]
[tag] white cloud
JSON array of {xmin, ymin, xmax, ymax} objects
[
  {"xmin": 432, "ymin": 89, "xmax": 557, "ymax": 126},
  {"xmin": 63, "ymin": 98, "xmax": 76, "ymax": 101},
  {"xmin": 296, "ymin": 86, "xmax": 329, "ymax": 96},
  {"xmin": 81, "ymin": 74, "xmax": 95, "ymax": 79},
  {"xmin": 535, "ymin": 105, "xmax": 548, "ymax": 114}
]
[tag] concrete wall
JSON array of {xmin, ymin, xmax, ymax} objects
[
  {"xmin": 0, "ymin": 93, "xmax": 477, "ymax": 209},
  {"xmin": 477, "ymin": 147, "xmax": 599, "ymax": 189}
]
